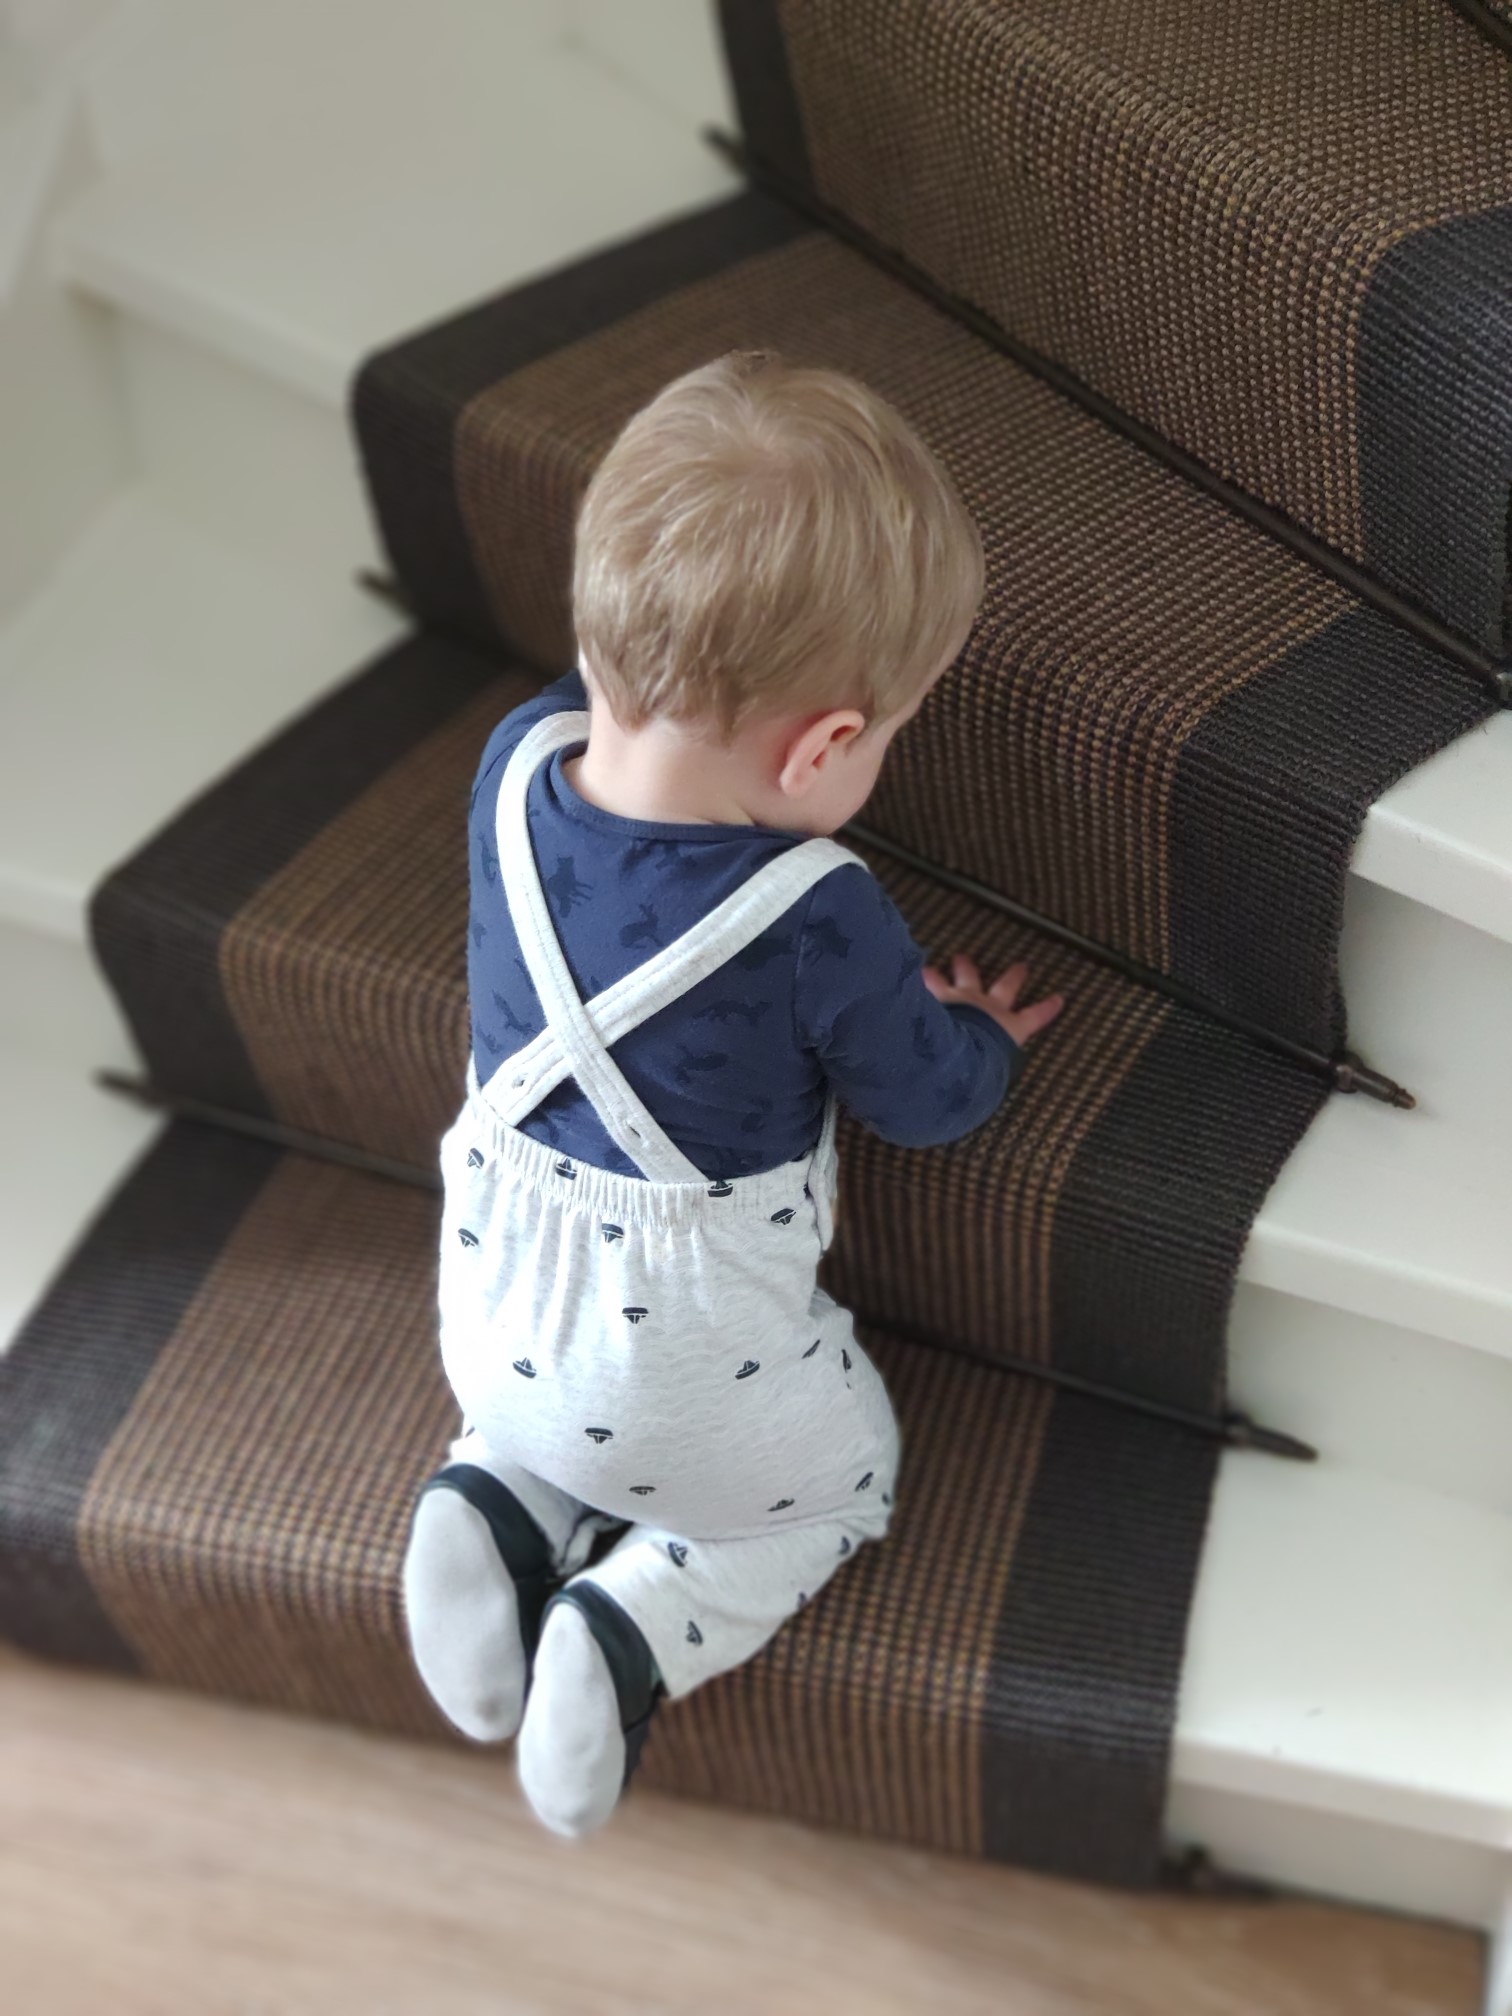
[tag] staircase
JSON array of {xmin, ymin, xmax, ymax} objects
[{"xmin": 3, "ymin": 0, "xmax": 1512, "ymax": 1975}]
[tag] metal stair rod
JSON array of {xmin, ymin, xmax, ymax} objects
[
  {"xmin": 705, "ymin": 127, "xmax": 1512, "ymax": 708},
  {"xmin": 852, "ymin": 1308, "xmax": 1316, "ymax": 1463},
  {"xmin": 846, "ymin": 823, "xmax": 1414, "ymax": 1110},
  {"xmin": 97, "ymin": 1072, "xmax": 1317, "ymax": 1464},
  {"xmin": 1442, "ymin": 0, "xmax": 1512, "ymax": 58}
]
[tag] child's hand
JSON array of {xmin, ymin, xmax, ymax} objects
[{"xmin": 922, "ymin": 956, "xmax": 1065, "ymax": 1048}]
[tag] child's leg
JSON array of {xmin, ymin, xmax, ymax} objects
[
  {"xmin": 519, "ymin": 1501, "xmax": 890, "ymax": 1835},
  {"xmin": 403, "ymin": 1428, "xmax": 598, "ymax": 1744}
]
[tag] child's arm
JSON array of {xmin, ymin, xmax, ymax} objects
[{"xmin": 795, "ymin": 868, "xmax": 1062, "ymax": 1148}]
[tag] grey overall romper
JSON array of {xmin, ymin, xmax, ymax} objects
[{"xmin": 436, "ymin": 712, "xmax": 900, "ymax": 1698}]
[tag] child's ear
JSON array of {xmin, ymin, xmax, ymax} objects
[{"xmin": 777, "ymin": 709, "xmax": 867, "ymax": 798}]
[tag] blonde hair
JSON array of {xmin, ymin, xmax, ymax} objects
[{"xmin": 572, "ymin": 352, "xmax": 984, "ymax": 738}]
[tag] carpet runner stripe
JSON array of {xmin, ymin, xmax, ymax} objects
[
  {"xmin": 717, "ymin": 0, "xmax": 1512, "ymax": 653},
  {"xmin": 0, "ymin": 1124, "xmax": 1216, "ymax": 1885}
]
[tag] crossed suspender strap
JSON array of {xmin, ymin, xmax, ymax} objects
[{"xmin": 481, "ymin": 711, "xmax": 863, "ymax": 1184}]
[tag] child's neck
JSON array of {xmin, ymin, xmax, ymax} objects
[{"xmin": 568, "ymin": 703, "xmax": 768, "ymax": 829}]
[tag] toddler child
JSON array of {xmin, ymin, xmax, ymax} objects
[{"xmin": 402, "ymin": 351, "xmax": 1063, "ymax": 1837}]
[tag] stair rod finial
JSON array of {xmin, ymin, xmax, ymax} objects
[{"xmin": 1330, "ymin": 1054, "xmax": 1416, "ymax": 1110}]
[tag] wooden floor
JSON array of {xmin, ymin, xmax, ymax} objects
[{"xmin": 0, "ymin": 1650, "xmax": 1483, "ymax": 2016}]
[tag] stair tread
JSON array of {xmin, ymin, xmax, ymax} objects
[
  {"xmin": 0, "ymin": 475, "xmax": 1500, "ymax": 1372},
  {"xmin": 1, "ymin": 1117, "xmax": 1506, "ymax": 1846},
  {"xmin": 725, "ymin": 0, "xmax": 1512, "ymax": 650},
  {"xmin": 0, "ymin": 487, "xmax": 402, "ymax": 940},
  {"xmin": 53, "ymin": 1, "xmax": 735, "ymax": 407},
  {"xmin": 0, "ymin": 1121, "xmax": 1215, "ymax": 1883},
  {"xmin": 1245, "ymin": 1093, "xmax": 1512, "ymax": 1361},
  {"xmin": 1179, "ymin": 1452, "xmax": 1512, "ymax": 1838},
  {"xmin": 1353, "ymin": 712, "xmax": 1512, "ymax": 944}
]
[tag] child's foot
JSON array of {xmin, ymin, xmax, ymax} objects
[
  {"xmin": 403, "ymin": 1481, "xmax": 531, "ymax": 1742},
  {"xmin": 517, "ymin": 1602, "xmax": 627, "ymax": 1836}
]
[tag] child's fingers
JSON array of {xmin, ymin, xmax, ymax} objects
[
  {"xmin": 1007, "ymin": 993, "xmax": 1066, "ymax": 1044},
  {"xmin": 950, "ymin": 953, "xmax": 983, "ymax": 993},
  {"xmin": 921, "ymin": 963, "xmax": 956, "ymax": 1001},
  {"xmin": 988, "ymin": 961, "xmax": 1029, "ymax": 1008}
]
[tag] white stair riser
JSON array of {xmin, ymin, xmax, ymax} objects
[
  {"xmin": 114, "ymin": 314, "xmax": 382, "ymax": 583},
  {"xmin": 562, "ymin": 0, "xmax": 733, "ymax": 132},
  {"xmin": 1341, "ymin": 872, "xmax": 1512, "ymax": 1143},
  {"xmin": 0, "ymin": 93, "xmax": 125, "ymax": 620},
  {"xmin": 0, "ymin": 916, "xmax": 135, "ymax": 1071},
  {"xmin": 1228, "ymin": 1283, "xmax": 1512, "ymax": 1516},
  {"xmin": 1167, "ymin": 1782, "xmax": 1503, "ymax": 1932}
]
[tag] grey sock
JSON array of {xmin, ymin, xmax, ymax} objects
[
  {"xmin": 402, "ymin": 1487, "xmax": 529, "ymax": 1743},
  {"xmin": 517, "ymin": 1603, "xmax": 625, "ymax": 1837}
]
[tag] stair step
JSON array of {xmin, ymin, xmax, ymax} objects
[
  {"xmin": 78, "ymin": 625, "xmax": 1512, "ymax": 1466},
  {"xmin": 352, "ymin": 190, "xmax": 1489, "ymax": 1064},
  {"xmin": 47, "ymin": 1, "xmax": 1512, "ymax": 975},
  {"xmin": 0, "ymin": 1119, "xmax": 1505, "ymax": 1922},
  {"xmin": 51, "ymin": 0, "xmax": 735, "ymax": 407},
  {"xmin": 1355, "ymin": 716, "xmax": 1512, "ymax": 945},
  {"xmin": 722, "ymin": 0, "xmax": 1512, "ymax": 651},
  {"xmin": 1227, "ymin": 1283, "xmax": 1512, "ymax": 1521},
  {"xmin": 0, "ymin": 485, "xmax": 403, "ymax": 1063},
  {"xmin": 1178, "ymin": 1454, "xmax": 1512, "ymax": 1848},
  {"xmin": 0, "ymin": 487, "xmax": 402, "ymax": 945},
  {"xmin": 0, "ymin": 1121, "xmax": 1213, "ymax": 1888},
  {"xmin": 1244, "ymin": 1092, "xmax": 1512, "ymax": 1361},
  {"xmin": 8, "ymin": 502, "xmax": 1482, "ymax": 1324}
]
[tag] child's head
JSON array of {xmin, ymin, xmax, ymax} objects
[{"xmin": 572, "ymin": 352, "xmax": 983, "ymax": 832}]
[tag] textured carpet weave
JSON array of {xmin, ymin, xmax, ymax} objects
[
  {"xmin": 718, "ymin": 0, "xmax": 1512, "ymax": 653},
  {"xmin": 0, "ymin": 1124, "xmax": 1215, "ymax": 1883}
]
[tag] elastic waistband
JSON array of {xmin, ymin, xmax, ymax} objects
[{"xmin": 458, "ymin": 1067, "xmax": 823, "ymax": 1233}]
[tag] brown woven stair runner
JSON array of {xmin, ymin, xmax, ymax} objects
[
  {"xmin": 354, "ymin": 193, "xmax": 1489, "ymax": 1063},
  {"xmin": 0, "ymin": 1121, "xmax": 1214, "ymax": 1883},
  {"xmin": 717, "ymin": 0, "xmax": 1512, "ymax": 663}
]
